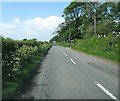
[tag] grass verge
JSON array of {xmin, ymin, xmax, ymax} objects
[{"xmin": 58, "ymin": 36, "xmax": 119, "ymax": 62}]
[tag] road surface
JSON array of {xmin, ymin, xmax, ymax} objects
[{"xmin": 20, "ymin": 46, "xmax": 119, "ymax": 100}]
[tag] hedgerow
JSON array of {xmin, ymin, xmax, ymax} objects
[{"xmin": 2, "ymin": 37, "xmax": 51, "ymax": 98}]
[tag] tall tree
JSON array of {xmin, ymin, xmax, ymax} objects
[
  {"xmin": 63, "ymin": 2, "xmax": 86, "ymax": 38},
  {"xmin": 84, "ymin": 2, "xmax": 101, "ymax": 35}
]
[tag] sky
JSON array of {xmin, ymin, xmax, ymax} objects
[{"xmin": 0, "ymin": 2, "xmax": 70, "ymax": 41}]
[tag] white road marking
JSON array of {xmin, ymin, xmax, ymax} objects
[
  {"xmin": 70, "ymin": 58, "xmax": 76, "ymax": 64},
  {"xmin": 63, "ymin": 52, "xmax": 67, "ymax": 56},
  {"xmin": 59, "ymin": 48, "xmax": 63, "ymax": 52},
  {"xmin": 60, "ymin": 49, "xmax": 63, "ymax": 52},
  {"xmin": 94, "ymin": 82, "xmax": 118, "ymax": 100}
]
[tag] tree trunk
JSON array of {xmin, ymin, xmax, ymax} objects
[{"xmin": 93, "ymin": 15, "xmax": 97, "ymax": 35}]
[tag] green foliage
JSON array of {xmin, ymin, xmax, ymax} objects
[
  {"xmin": 51, "ymin": 2, "xmax": 119, "ymax": 42},
  {"xmin": 2, "ymin": 37, "xmax": 51, "ymax": 98},
  {"xmin": 96, "ymin": 19, "xmax": 114, "ymax": 36},
  {"xmin": 58, "ymin": 36, "xmax": 119, "ymax": 62},
  {"xmin": 49, "ymin": 35, "xmax": 59, "ymax": 43}
]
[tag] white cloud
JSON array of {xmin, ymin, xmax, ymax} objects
[
  {"xmin": 0, "ymin": 15, "xmax": 64, "ymax": 41},
  {"xmin": 13, "ymin": 18, "xmax": 20, "ymax": 24}
]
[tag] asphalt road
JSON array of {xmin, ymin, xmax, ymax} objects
[{"xmin": 20, "ymin": 46, "xmax": 119, "ymax": 100}]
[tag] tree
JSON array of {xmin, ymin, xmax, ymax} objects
[
  {"xmin": 49, "ymin": 2, "xmax": 119, "ymax": 42},
  {"xmin": 49, "ymin": 35, "xmax": 59, "ymax": 43},
  {"xmin": 108, "ymin": 2, "xmax": 120, "ymax": 35},
  {"xmin": 84, "ymin": 2, "xmax": 101, "ymax": 35},
  {"xmin": 63, "ymin": 2, "xmax": 86, "ymax": 38},
  {"xmin": 97, "ymin": 19, "xmax": 113, "ymax": 36}
]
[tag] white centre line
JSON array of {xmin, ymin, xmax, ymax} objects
[
  {"xmin": 63, "ymin": 52, "xmax": 67, "ymax": 56},
  {"xmin": 60, "ymin": 49, "xmax": 63, "ymax": 52},
  {"xmin": 70, "ymin": 58, "xmax": 76, "ymax": 64},
  {"xmin": 94, "ymin": 82, "xmax": 118, "ymax": 100},
  {"xmin": 59, "ymin": 48, "xmax": 62, "ymax": 52}
]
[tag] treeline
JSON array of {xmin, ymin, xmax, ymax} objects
[
  {"xmin": 2, "ymin": 37, "xmax": 51, "ymax": 98},
  {"xmin": 50, "ymin": 1, "xmax": 119, "ymax": 42}
]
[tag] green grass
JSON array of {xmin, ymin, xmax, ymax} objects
[
  {"xmin": 58, "ymin": 36, "xmax": 119, "ymax": 62},
  {"xmin": 2, "ymin": 82, "xmax": 18, "ymax": 98}
]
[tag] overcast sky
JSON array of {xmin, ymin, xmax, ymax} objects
[{"xmin": 0, "ymin": 2, "xmax": 70, "ymax": 41}]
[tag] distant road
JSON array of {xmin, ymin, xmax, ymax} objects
[{"xmin": 20, "ymin": 46, "xmax": 119, "ymax": 100}]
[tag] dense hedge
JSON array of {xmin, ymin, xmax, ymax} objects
[
  {"xmin": 58, "ymin": 35, "xmax": 119, "ymax": 62},
  {"xmin": 2, "ymin": 37, "xmax": 51, "ymax": 98}
]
